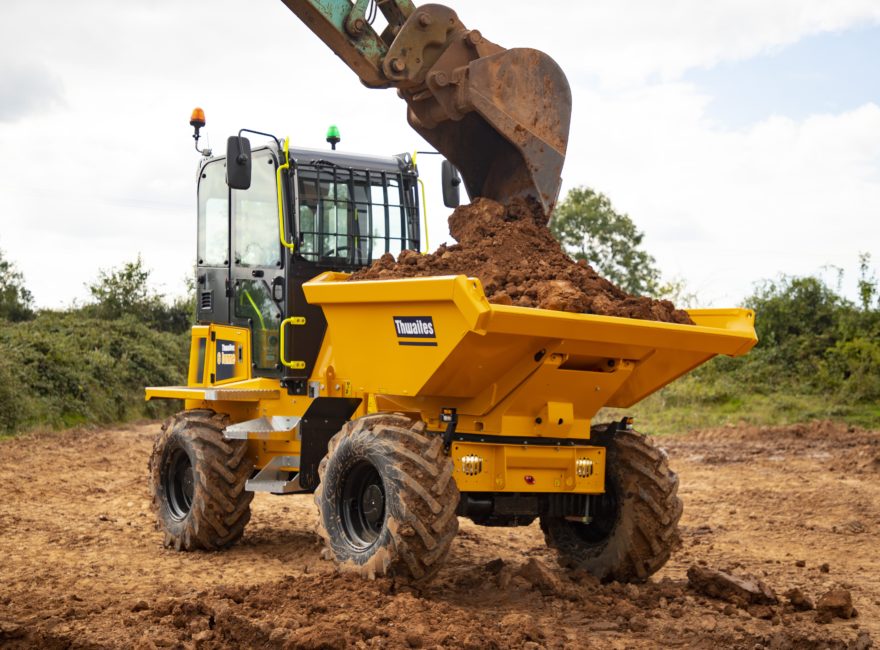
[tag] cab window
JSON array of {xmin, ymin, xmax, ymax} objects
[
  {"xmin": 197, "ymin": 160, "xmax": 228, "ymax": 266},
  {"xmin": 233, "ymin": 279, "xmax": 280, "ymax": 370},
  {"xmin": 233, "ymin": 151, "xmax": 281, "ymax": 268},
  {"xmin": 296, "ymin": 165, "xmax": 418, "ymax": 265}
]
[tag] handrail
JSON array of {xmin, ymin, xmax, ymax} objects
[
  {"xmin": 277, "ymin": 137, "xmax": 295, "ymax": 251},
  {"xmin": 411, "ymin": 150, "xmax": 430, "ymax": 253},
  {"xmin": 279, "ymin": 316, "xmax": 306, "ymax": 369}
]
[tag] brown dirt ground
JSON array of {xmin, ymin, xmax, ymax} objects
[
  {"xmin": 0, "ymin": 420, "xmax": 877, "ymax": 649},
  {"xmin": 351, "ymin": 198, "xmax": 693, "ymax": 325}
]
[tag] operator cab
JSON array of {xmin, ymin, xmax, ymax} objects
[{"xmin": 194, "ymin": 134, "xmax": 421, "ymax": 394}]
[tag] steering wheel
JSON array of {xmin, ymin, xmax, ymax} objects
[{"xmin": 324, "ymin": 246, "xmax": 349, "ymax": 259}]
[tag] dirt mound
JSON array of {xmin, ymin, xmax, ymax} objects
[{"xmin": 352, "ymin": 197, "xmax": 693, "ymax": 324}]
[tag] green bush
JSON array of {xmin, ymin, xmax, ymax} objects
[
  {"xmin": 85, "ymin": 256, "xmax": 194, "ymax": 334},
  {"xmin": 0, "ymin": 312, "xmax": 187, "ymax": 435},
  {"xmin": 627, "ymin": 262, "xmax": 880, "ymax": 431},
  {"xmin": 0, "ymin": 254, "xmax": 194, "ymax": 437},
  {"xmin": 823, "ymin": 337, "xmax": 880, "ymax": 402}
]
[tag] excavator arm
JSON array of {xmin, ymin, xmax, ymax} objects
[{"xmin": 279, "ymin": 0, "xmax": 572, "ymax": 219}]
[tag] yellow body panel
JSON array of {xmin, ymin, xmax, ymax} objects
[
  {"xmin": 451, "ymin": 442, "xmax": 605, "ymax": 493},
  {"xmin": 146, "ymin": 324, "xmax": 362, "ymax": 474},
  {"xmin": 147, "ymin": 276, "xmax": 757, "ymax": 494},
  {"xmin": 304, "ymin": 273, "xmax": 757, "ymax": 437}
]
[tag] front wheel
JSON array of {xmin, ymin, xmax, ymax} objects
[
  {"xmin": 315, "ymin": 414, "xmax": 459, "ymax": 583},
  {"xmin": 541, "ymin": 423, "xmax": 682, "ymax": 582},
  {"xmin": 149, "ymin": 410, "xmax": 253, "ymax": 551}
]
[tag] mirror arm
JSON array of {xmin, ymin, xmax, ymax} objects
[{"xmin": 237, "ymin": 128, "xmax": 283, "ymax": 163}]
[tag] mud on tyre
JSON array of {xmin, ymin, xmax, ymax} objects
[
  {"xmin": 541, "ymin": 422, "xmax": 682, "ymax": 582},
  {"xmin": 315, "ymin": 413, "xmax": 459, "ymax": 583},
  {"xmin": 149, "ymin": 409, "xmax": 254, "ymax": 551}
]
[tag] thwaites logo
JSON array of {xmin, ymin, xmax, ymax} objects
[
  {"xmin": 215, "ymin": 340, "xmax": 237, "ymax": 380},
  {"xmin": 393, "ymin": 317, "xmax": 438, "ymax": 347}
]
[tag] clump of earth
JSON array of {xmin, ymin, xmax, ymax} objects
[{"xmin": 351, "ymin": 197, "xmax": 693, "ymax": 324}]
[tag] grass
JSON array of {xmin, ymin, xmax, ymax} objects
[{"xmin": 597, "ymin": 380, "xmax": 880, "ymax": 436}]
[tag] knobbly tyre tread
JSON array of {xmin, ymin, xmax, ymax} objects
[
  {"xmin": 315, "ymin": 413, "xmax": 459, "ymax": 584},
  {"xmin": 540, "ymin": 423, "xmax": 682, "ymax": 582},
  {"xmin": 149, "ymin": 409, "xmax": 254, "ymax": 551}
]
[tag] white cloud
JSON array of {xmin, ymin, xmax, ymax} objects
[
  {"xmin": 0, "ymin": 61, "xmax": 65, "ymax": 123},
  {"xmin": 566, "ymin": 91, "xmax": 880, "ymax": 304},
  {"xmin": 458, "ymin": 1, "xmax": 880, "ymax": 86}
]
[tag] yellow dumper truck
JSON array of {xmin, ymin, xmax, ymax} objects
[
  {"xmin": 146, "ymin": 0, "xmax": 757, "ymax": 583},
  {"xmin": 147, "ymin": 249, "xmax": 755, "ymax": 583}
]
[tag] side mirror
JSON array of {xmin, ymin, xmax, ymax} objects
[
  {"xmin": 226, "ymin": 136, "xmax": 252, "ymax": 190},
  {"xmin": 441, "ymin": 159, "xmax": 462, "ymax": 208}
]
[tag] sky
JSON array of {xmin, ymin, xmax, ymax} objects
[{"xmin": 1, "ymin": 0, "xmax": 878, "ymax": 309}]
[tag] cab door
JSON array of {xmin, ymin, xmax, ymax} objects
[{"xmin": 229, "ymin": 149, "xmax": 286, "ymax": 376}]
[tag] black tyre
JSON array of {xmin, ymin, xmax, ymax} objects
[
  {"xmin": 540, "ymin": 423, "xmax": 682, "ymax": 582},
  {"xmin": 315, "ymin": 413, "xmax": 459, "ymax": 583},
  {"xmin": 149, "ymin": 410, "xmax": 254, "ymax": 551}
]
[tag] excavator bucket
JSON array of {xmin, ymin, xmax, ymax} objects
[
  {"xmin": 278, "ymin": 0, "xmax": 572, "ymax": 220},
  {"xmin": 406, "ymin": 47, "xmax": 572, "ymax": 219}
]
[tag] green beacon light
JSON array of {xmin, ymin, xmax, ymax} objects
[{"xmin": 326, "ymin": 124, "xmax": 341, "ymax": 150}]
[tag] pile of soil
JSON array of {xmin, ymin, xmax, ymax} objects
[{"xmin": 352, "ymin": 197, "xmax": 693, "ymax": 324}]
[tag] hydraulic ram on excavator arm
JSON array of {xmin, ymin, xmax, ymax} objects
[{"xmin": 280, "ymin": 0, "xmax": 572, "ymax": 218}]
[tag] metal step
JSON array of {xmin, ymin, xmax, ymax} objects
[
  {"xmin": 245, "ymin": 455, "xmax": 304, "ymax": 494},
  {"xmin": 223, "ymin": 416, "xmax": 301, "ymax": 441},
  {"xmin": 146, "ymin": 386, "xmax": 280, "ymax": 402}
]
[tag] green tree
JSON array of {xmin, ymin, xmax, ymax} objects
[
  {"xmin": 0, "ymin": 247, "xmax": 35, "ymax": 321},
  {"xmin": 745, "ymin": 276, "xmax": 843, "ymax": 350},
  {"xmin": 87, "ymin": 256, "xmax": 192, "ymax": 333},
  {"xmin": 88, "ymin": 255, "xmax": 161, "ymax": 320},
  {"xmin": 550, "ymin": 187, "xmax": 661, "ymax": 295},
  {"xmin": 857, "ymin": 252, "xmax": 878, "ymax": 311}
]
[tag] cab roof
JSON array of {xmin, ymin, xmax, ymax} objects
[{"xmin": 201, "ymin": 142, "xmax": 416, "ymax": 176}]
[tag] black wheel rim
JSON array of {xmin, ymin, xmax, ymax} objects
[
  {"xmin": 165, "ymin": 447, "xmax": 195, "ymax": 520},
  {"xmin": 339, "ymin": 461, "xmax": 386, "ymax": 550}
]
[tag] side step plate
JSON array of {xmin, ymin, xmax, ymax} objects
[
  {"xmin": 245, "ymin": 455, "xmax": 304, "ymax": 494},
  {"xmin": 223, "ymin": 416, "xmax": 301, "ymax": 441}
]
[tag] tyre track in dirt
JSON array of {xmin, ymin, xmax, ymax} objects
[{"xmin": 0, "ymin": 420, "xmax": 876, "ymax": 649}]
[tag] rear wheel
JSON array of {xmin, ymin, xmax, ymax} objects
[
  {"xmin": 540, "ymin": 423, "xmax": 682, "ymax": 582},
  {"xmin": 149, "ymin": 410, "xmax": 253, "ymax": 551},
  {"xmin": 315, "ymin": 413, "xmax": 459, "ymax": 583}
]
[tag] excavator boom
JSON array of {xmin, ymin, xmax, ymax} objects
[{"xmin": 279, "ymin": 0, "xmax": 572, "ymax": 219}]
